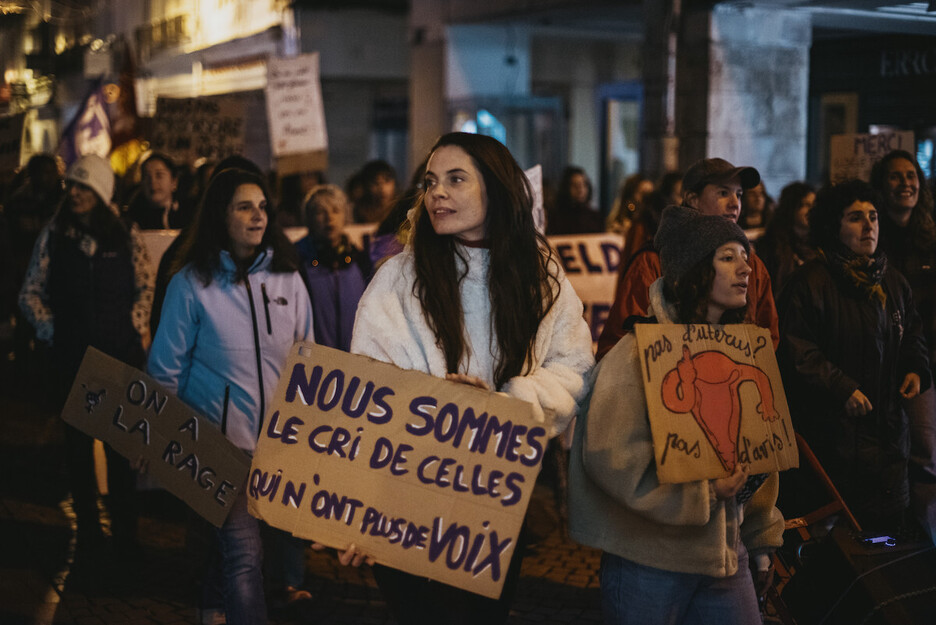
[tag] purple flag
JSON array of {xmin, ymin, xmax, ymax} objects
[{"xmin": 58, "ymin": 78, "xmax": 112, "ymax": 167}]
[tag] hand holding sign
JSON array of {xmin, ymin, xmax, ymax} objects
[
  {"xmin": 445, "ymin": 372, "xmax": 491, "ymax": 391},
  {"xmin": 637, "ymin": 324, "xmax": 798, "ymax": 483},
  {"xmin": 712, "ymin": 463, "xmax": 748, "ymax": 500},
  {"xmin": 311, "ymin": 542, "xmax": 375, "ymax": 567},
  {"xmin": 248, "ymin": 342, "xmax": 545, "ymax": 599}
]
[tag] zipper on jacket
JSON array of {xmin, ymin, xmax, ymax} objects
[
  {"xmin": 261, "ymin": 282, "xmax": 272, "ymax": 335},
  {"xmin": 221, "ymin": 385, "xmax": 230, "ymax": 435},
  {"xmin": 244, "ymin": 277, "xmax": 267, "ymax": 435}
]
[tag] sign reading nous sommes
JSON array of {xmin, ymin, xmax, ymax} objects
[{"xmin": 248, "ymin": 343, "xmax": 545, "ymax": 599}]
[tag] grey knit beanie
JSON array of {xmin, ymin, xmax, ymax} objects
[{"xmin": 654, "ymin": 205, "xmax": 750, "ymax": 286}]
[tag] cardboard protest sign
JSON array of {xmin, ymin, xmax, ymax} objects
[
  {"xmin": 635, "ymin": 324, "xmax": 798, "ymax": 484},
  {"xmin": 248, "ymin": 343, "xmax": 544, "ymax": 599},
  {"xmin": 149, "ymin": 91, "xmax": 270, "ymax": 168},
  {"xmin": 549, "ymin": 233, "xmax": 623, "ymax": 345},
  {"xmin": 830, "ymin": 131, "xmax": 914, "ymax": 183},
  {"xmin": 266, "ymin": 53, "xmax": 328, "ymax": 158},
  {"xmin": 61, "ymin": 347, "xmax": 252, "ymax": 527},
  {"xmin": 149, "ymin": 95, "xmax": 245, "ymax": 164}
]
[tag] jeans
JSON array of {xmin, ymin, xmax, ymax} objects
[
  {"xmin": 599, "ymin": 546, "xmax": 761, "ymax": 625},
  {"xmin": 208, "ymin": 490, "xmax": 267, "ymax": 625}
]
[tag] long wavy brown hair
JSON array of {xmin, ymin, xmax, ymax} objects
[{"xmin": 411, "ymin": 132, "xmax": 559, "ymax": 389}]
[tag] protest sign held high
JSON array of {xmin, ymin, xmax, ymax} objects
[
  {"xmin": 248, "ymin": 343, "xmax": 545, "ymax": 599},
  {"xmin": 636, "ymin": 324, "xmax": 798, "ymax": 484},
  {"xmin": 61, "ymin": 347, "xmax": 252, "ymax": 527},
  {"xmin": 266, "ymin": 53, "xmax": 328, "ymax": 157},
  {"xmin": 830, "ymin": 130, "xmax": 915, "ymax": 183}
]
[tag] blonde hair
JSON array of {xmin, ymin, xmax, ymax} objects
[{"xmin": 303, "ymin": 184, "xmax": 352, "ymax": 223}]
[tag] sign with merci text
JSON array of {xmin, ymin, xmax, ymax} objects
[{"xmin": 830, "ymin": 131, "xmax": 915, "ymax": 183}]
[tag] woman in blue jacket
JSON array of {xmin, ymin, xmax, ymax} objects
[{"xmin": 148, "ymin": 167, "xmax": 314, "ymax": 625}]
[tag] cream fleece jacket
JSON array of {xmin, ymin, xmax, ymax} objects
[
  {"xmin": 350, "ymin": 244, "xmax": 595, "ymax": 438},
  {"xmin": 568, "ymin": 279, "xmax": 783, "ymax": 577}
]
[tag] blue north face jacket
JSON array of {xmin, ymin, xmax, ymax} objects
[{"xmin": 148, "ymin": 248, "xmax": 314, "ymax": 453}]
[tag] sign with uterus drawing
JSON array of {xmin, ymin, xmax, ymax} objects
[{"xmin": 635, "ymin": 324, "xmax": 799, "ymax": 483}]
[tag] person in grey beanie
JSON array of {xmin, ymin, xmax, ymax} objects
[{"xmin": 569, "ymin": 203, "xmax": 783, "ymax": 624}]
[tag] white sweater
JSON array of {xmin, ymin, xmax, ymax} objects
[{"xmin": 350, "ymin": 244, "xmax": 595, "ymax": 437}]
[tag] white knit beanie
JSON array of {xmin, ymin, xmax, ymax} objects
[{"xmin": 66, "ymin": 154, "xmax": 115, "ymax": 205}]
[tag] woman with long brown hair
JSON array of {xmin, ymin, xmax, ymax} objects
[{"xmin": 351, "ymin": 132, "xmax": 594, "ymax": 623}]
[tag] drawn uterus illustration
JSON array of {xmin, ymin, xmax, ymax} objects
[{"xmin": 661, "ymin": 346, "xmax": 779, "ymax": 471}]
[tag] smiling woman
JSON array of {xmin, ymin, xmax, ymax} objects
[{"xmin": 125, "ymin": 153, "xmax": 194, "ymax": 230}]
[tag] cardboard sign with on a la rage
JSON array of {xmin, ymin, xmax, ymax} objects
[
  {"xmin": 248, "ymin": 342, "xmax": 545, "ymax": 599},
  {"xmin": 61, "ymin": 347, "xmax": 252, "ymax": 527},
  {"xmin": 635, "ymin": 324, "xmax": 798, "ymax": 483}
]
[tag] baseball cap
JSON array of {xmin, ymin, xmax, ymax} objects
[{"xmin": 682, "ymin": 158, "xmax": 760, "ymax": 194}]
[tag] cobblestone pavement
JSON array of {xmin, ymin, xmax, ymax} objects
[{"xmin": 0, "ymin": 378, "xmax": 603, "ymax": 625}]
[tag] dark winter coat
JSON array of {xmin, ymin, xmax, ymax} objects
[
  {"xmin": 778, "ymin": 255, "xmax": 931, "ymax": 526},
  {"xmin": 48, "ymin": 217, "xmax": 145, "ymax": 381},
  {"xmin": 877, "ymin": 216, "xmax": 936, "ymax": 366}
]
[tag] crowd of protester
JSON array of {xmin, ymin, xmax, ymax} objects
[{"xmin": 1, "ymin": 140, "xmax": 935, "ymax": 625}]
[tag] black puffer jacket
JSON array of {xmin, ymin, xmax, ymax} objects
[
  {"xmin": 778, "ymin": 255, "xmax": 931, "ymax": 527},
  {"xmin": 48, "ymin": 214, "xmax": 144, "ymax": 386}
]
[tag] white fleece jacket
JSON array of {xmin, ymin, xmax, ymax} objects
[{"xmin": 350, "ymin": 244, "xmax": 595, "ymax": 437}]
